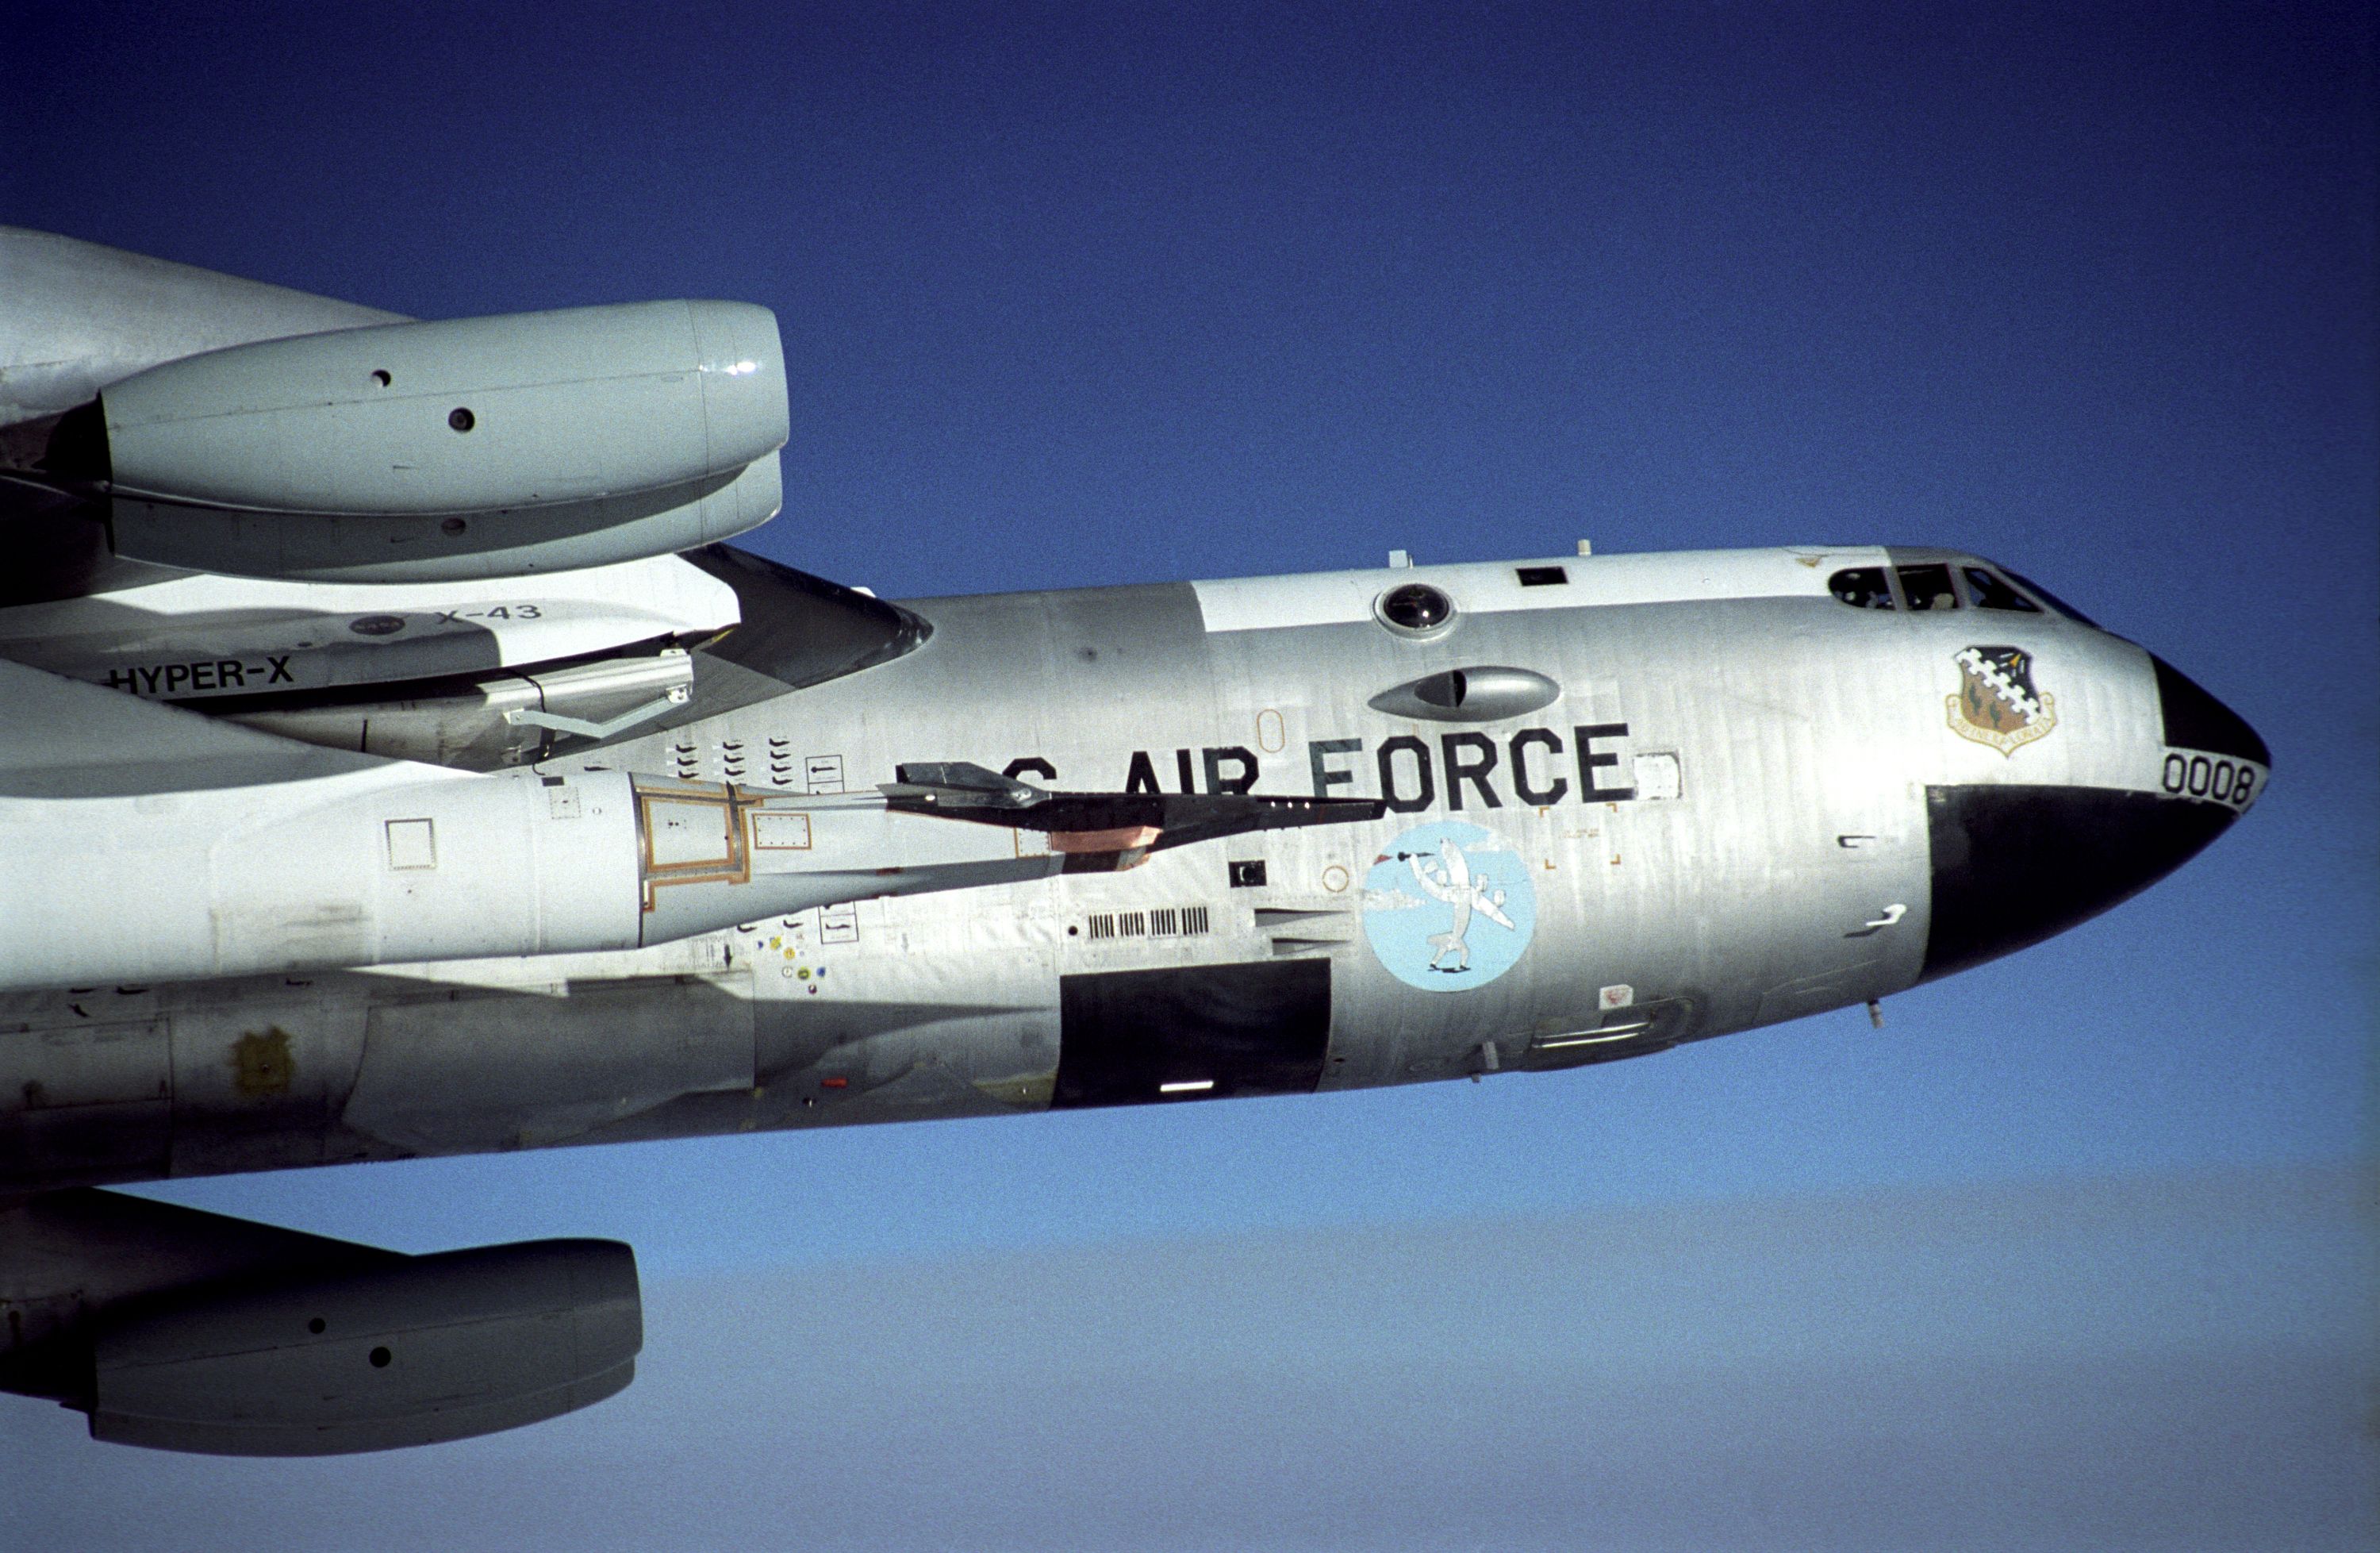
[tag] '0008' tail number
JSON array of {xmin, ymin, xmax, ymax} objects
[{"xmin": 2161, "ymin": 751, "xmax": 2258, "ymax": 809}]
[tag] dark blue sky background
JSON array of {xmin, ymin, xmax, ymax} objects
[{"xmin": 5, "ymin": 4, "xmax": 2374, "ymax": 1547}]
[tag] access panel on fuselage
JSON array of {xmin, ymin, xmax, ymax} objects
[{"xmin": 1051, "ymin": 959, "xmax": 1330, "ymax": 1109}]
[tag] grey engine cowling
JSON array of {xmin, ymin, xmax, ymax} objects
[
  {"xmin": 87, "ymin": 1238, "xmax": 641, "ymax": 1455},
  {"xmin": 69, "ymin": 299, "xmax": 786, "ymax": 582}
]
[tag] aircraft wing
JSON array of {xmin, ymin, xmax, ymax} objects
[
  {"xmin": 0, "ymin": 226, "xmax": 406, "ymax": 435},
  {"xmin": 0, "ymin": 227, "xmax": 845, "ymax": 770},
  {"xmin": 0, "ymin": 653, "xmax": 386, "ymax": 798}
]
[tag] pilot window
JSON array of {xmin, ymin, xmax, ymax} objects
[
  {"xmin": 1962, "ymin": 566, "xmax": 2040, "ymax": 613},
  {"xmin": 2002, "ymin": 570, "xmax": 2099, "ymax": 627},
  {"xmin": 1828, "ymin": 567, "xmax": 1895, "ymax": 609},
  {"xmin": 1895, "ymin": 563, "xmax": 1958, "ymax": 611}
]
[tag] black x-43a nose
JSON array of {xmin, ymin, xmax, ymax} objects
[{"xmin": 1920, "ymin": 658, "xmax": 2265, "ymax": 984}]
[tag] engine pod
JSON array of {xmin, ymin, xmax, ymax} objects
[
  {"xmin": 88, "ymin": 1238, "xmax": 640, "ymax": 1455},
  {"xmin": 95, "ymin": 299, "xmax": 788, "ymax": 580},
  {"xmin": 102, "ymin": 300, "xmax": 785, "ymax": 514}
]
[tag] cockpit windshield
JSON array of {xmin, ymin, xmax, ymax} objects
[
  {"xmin": 1961, "ymin": 566, "xmax": 2040, "ymax": 613},
  {"xmin": 1897, "ymin": 563, "xmax": 1957, "ymax": 611},
  {"xmin": 1825, "ymin": 558, "xmax": 2091, "ymax": 625},
  {"xmin": 1829, "ymin": 567, "xmax": 1896, "ymax": 609},
  {"xmin": 1999, "ymin": 569, "xmax": 2099, "ymax": 628}
]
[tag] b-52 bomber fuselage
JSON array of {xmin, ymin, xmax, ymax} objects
[{"xmin": 0, "ymin": 229, "xmax": 2267, "ymax": 1455}]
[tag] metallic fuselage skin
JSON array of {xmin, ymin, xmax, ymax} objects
[
  {"xmin": 0, "ymin": 229, "xmax": 2269, "ymax": 1455},
  {"xmin": 0, "ymin": 547, "xmax": 2212, "ymax": 1192}
]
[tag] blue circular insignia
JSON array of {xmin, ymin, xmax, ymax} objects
[{"xmin": 1361, "ymin": 821, "xmax": 1537, "ymax": 992}]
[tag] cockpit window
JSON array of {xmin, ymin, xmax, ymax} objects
[
  {"xmin": 1962, "ymin": 566, "xmax": 2040, "ymax": 613},
  {"xmin": 2002, "ymin": 570, "xmax": 2100, "ymax": 628},
  {"xmin": 1828, "ymin": 567, "xmax": 1896, "ymax": 609},
  {"xmin": 1895, "ymin": 563, "xmax": 1958, "ymax": 611}
]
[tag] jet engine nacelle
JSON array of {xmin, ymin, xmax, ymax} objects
[
  {"xmin": 83, "ymin": 300, "xmax": 788, "ymax": 582},
  {"xmin": 88, "ymin": 1239, "xmax": 641, "ymax": 1455}
]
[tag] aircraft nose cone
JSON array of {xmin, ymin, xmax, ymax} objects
[
  {"xmin": 1919, "ymin": 655, "xmax": 2265, "ymax": 984},
  {"xmin": 2149, "ymin": 653, "xmax": 2271, "ymax": 769}
]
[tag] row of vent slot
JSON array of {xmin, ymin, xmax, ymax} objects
[
  {"xmin": 671, "ymin": 740, "xmax": 839, "ymax": 790},
  {"xmin": 1084, "ymin": 905, "xmax": 1212, "ymax": 941}
]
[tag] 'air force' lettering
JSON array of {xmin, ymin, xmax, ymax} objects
[{"xmin": 1006, "ymin": 724, "xmax": 1641, "ymax": 815}]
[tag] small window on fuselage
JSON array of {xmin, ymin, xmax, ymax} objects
[
  {"xmin": 1376, "ymin": 582, "xmax": 1454, "ymax": 634},
  {"xmin": 1962, "ymin": 566, "xmax": 2040, "ymax": 613},
  {"xmin": 1895, "ymin": 563, "xmax": 1958, "ymax": 611},
  {"xmin": 1829, "ymin": 567, "xmax": 1896, "ymax": 609}
]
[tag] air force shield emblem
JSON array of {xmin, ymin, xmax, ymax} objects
[{"xmin": 1947, "ymin": 645, "xmax": 2057, "ymax": 756}]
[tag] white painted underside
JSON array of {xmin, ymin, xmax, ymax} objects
[{"xmin": 1190, "ymin": 546, "xmax": 1884, "ymax": 633}]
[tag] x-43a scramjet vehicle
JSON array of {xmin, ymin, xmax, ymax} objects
[{"xmin": 0, "ymin": 229, "xmax": 2267, "ymax": 1454}]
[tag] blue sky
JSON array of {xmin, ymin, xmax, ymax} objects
[{"xmin": 5, "ymin": 3, "xmax": 2374, "ymax": 1546}]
